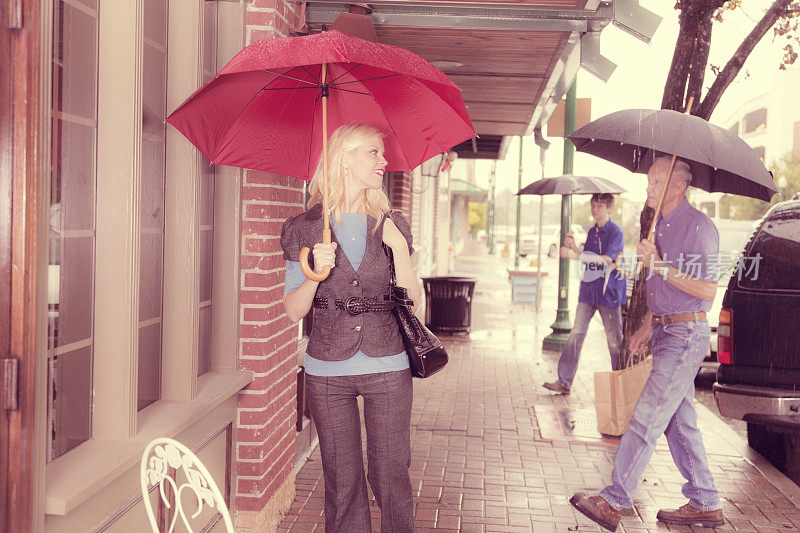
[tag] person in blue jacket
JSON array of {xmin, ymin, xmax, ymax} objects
[{"xmin": 543, "ymin": 193, "xmax": 626, "ymax": 395}]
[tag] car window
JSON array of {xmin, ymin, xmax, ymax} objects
[{"xmin": 738, "ymin": 207, "xmax": 800, "ymax": 291}]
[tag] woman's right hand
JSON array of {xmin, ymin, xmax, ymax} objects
[{"xmin": 312, "ymin": 242, "xmax": 337, "ymax": 274}]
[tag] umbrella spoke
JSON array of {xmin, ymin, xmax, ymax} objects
[
  {"xmin": 259, "ymin": 86, "xmax": 319, "ymax": 91},
  {"xmin": 300, "ymin": 65, "xmax": 321, "ymax": 85},
  {"xmin": 260, "ymin": 68, "xmax": 319, "ymax": 87},
  {"xmin": 305, "ymin": 90, "xmax": 320, "ymax": 179},
  {"xmin": 328, "ymin": 63, "xmax": 361, "ymax": 85},
  {"xmin": 332, "ymin": 73, "xmax": 402, "ymax": 86},
  {"xmin": 328, "ymin": 86, "xmax": 371, "ymax": 96}
]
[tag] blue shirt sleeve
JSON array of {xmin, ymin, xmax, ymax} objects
[
  {"xmin": 683, "ymin": 218, "xmax": 720, "ymax": 282},
  {"xmin": 283, "ymin": 260, "xmax": 305, "ymax": 295},
  {"xmin": 606, "ymin": 227, "xmax": 624, "ymax": 261}
]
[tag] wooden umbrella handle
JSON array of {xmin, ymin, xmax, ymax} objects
[
  {"xmin": 645, "ymin": 96, "xmax": 694, "ymax": 242},
  {"xmin": 299, "ymin": 62, "xmax": 331, "ymax": 282},
  {"xmin": 632, "ymin": 97, "xmax": 696, "ymax": 280},
  {"xmin": 299, "ymin": 229, "xmax": 332, "ymax": 282}
]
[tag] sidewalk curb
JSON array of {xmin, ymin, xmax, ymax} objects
[{"xmin": 695, "ymin": 402, "xmax": 800, "ymax": 511}]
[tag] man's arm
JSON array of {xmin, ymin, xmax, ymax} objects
[
  {"xmin": 652, "ymin": 262, "xmax": 716, "ymax": 301},
  {"xmin": 639, "ymin": 238, "xmax": 717, "ymax": 302},
  {"xmin": 629, "ymin": 309, "xmax": 654, "ymax": 355}
]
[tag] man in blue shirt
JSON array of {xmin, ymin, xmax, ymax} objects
[
  {"xmin": 544, "ymin": 193, "xmax": 626, "ymax": 395},
  {"xmin": 570, "ymin": 157, "xmax": 722, "ymax": 531}
]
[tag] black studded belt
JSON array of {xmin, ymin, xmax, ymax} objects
[{"xmin": 313, "ymin": 297, "xmax": 395, "ymax": 316}]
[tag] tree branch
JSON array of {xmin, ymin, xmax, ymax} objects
[
  {"xmin": 661, "ymin": 9, "xmax": 700, "ymax": 110},
  {"xmin": 686, "ymin": 15, "xmax": 713, "ymax": 112},
  {"xmin": 698, "ymin": 0, "xmax": 795, "ymax": 119}
]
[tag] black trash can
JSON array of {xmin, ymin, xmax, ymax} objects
[{"xmin": 422, "ymin": 276, "xmax": 477, "ymax": 334}]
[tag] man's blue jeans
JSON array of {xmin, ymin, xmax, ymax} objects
[
  {"xmin": 600, "ymin": 318, "xmax": 721, "ymax": 511},
  {"xmin": 557, "ymin": 301, "xmax": 622, "ymax": 389}
]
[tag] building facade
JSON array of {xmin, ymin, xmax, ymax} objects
[{"xmin": 1, "ymin": 1, "xmax": 638, "ymax": 531}]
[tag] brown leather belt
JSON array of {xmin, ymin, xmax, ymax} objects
[
  {"xmin": 652, "ymin": 312, "xmax": 706, "ymax": 325},
  {"xmin": 313, "ymin": 297, "xmax": 395, "ymax": 315}
]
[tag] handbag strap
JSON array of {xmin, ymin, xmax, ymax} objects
[
  {"xmin": 382, "ymin": 242, "xmax": 398, "ymax": 286},
  {"xmin": 380, "ymin": 211, "xmax": 399, "ymax": 286}
]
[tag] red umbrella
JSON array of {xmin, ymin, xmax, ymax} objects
[{"xmin": 167, "ymin": 30, "xmax": 475, "ymax": 280}]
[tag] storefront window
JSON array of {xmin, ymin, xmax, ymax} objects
[
  {"xmin": 138, "ymin": 0, "xmax": 169, "ymax": 410},
  {"xmin": 47, "ymin": 0, "xmax": 99, "ymax": 460},
  {"xmin": 198, "ymin": 0, "xmax": 217, "ymax": 376}
]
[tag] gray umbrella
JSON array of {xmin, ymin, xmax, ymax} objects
[
  {"xmin": 517, "ymin": 174, "xmax": 626, "ymax": 196},
  {"xmin": 568, "ymin": 108, "xmax": 777, "ymax": 202}
]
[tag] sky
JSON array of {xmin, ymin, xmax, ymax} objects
[{"xmin": 468, "ymin": 0, "xmax": 795, "ymax": 211}]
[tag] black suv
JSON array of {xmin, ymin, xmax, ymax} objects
[{"xmin": 714, "ymin": 200, "xmax": 800, "ymax": 480}]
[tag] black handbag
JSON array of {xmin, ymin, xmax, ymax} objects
[{"xmin": 383, "ymin": 243, "xmax": 448, "ymax": 378}]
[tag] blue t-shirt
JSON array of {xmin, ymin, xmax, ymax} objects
[
  {"xmin": 283, "ymin": 213, "xmax": 409, "ymax": 376},
  {"xmin": 577, "ymin": 218, "xmax": 626, "ymax": 308}
]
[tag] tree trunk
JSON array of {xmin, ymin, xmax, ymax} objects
[
  {"xmin": 660, "ymin": 7, "xmax": 699, "ymax": 111},
  {"xmin": 686, "ymin": 16, "xmax": 713, "ymax": 112},
  {"xmin": 621, "ymin": 206, "xmax": 655, "ymax": 367}
]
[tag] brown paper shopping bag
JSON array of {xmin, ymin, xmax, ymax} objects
[{"xmin": 594, "ymin": 356, "xmax": 653, "ymax": 436}]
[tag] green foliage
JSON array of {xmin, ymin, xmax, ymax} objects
[
  {"xmin": 468, "ymin": 202, "xmax": 487, "ymax": 235},
  {"xmin": 719, "ymin": 150, "xmax": 800, "ymax": 220}
]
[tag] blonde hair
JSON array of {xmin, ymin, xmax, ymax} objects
[{"xmin": 307, "ymin": 123, "xmax": 391, "ymax": 231}]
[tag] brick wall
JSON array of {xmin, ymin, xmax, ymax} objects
[
  {"xmin": 410, "ymin": 168, "xmax": 422, "ymax": 251},
  {"xmin": 246, "ymin": 0, "xmax": 303, "ymax": 40},
  {"xmin": 389, "ymin": 170, "xmax": 413, "ymax": 221},
  {"xmin": 235, "ymin": 0, "xmax": 305, "ymax": 523}
]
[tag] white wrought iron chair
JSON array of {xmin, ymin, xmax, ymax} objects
[{"xmin": 140, "ymin": 437, "xmax": 234, "ymax": 533}]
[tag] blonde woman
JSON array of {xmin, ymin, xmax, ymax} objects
[{"xmin": 281, "ymin": 123, "xmax": 420, "ymax": 532}]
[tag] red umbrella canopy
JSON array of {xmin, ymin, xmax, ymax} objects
[{"xmin": 167, "ymin": 30, "xmax": 476, "ymax": 180}]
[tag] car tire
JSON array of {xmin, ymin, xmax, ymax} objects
[{"xmin": 747, "ymin": 422, "xmax": 787, "ymax": 469}]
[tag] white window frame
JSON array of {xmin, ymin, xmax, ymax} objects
[{"xmin": 39, "ymin": 0, "xmax": 251, "ymax": 519}]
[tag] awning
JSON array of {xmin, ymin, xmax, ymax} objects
[
  {"xmin": 303, "ymin": 1, "xmax": 660, "ymax": 161},
  {"xmin": 450, "ymin": 178, "xmax": 488, "ymax": 202}
]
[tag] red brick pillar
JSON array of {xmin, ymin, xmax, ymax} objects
[
  {"xmin": 389, "ymin": 170, "xmax": 413, "ymax": 221},
  {"xmin": 236, "ymin": 1, "xmax": 306, "ymax": 530}
]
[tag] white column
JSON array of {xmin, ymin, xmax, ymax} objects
[
  {"xmin": 162, "ymin": 0, "xmax": 202, "ymax": 400},
  {"xmin": 94, "ymin": 0, "xmax": 143, "ymax": 439}
]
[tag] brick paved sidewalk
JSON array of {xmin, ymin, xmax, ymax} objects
[{"xmin": 277, "ymin": 241, "xmax": 800, "ymax": 532}]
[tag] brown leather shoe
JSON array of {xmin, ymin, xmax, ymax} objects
[
  {"xmin": 569, "ymin": 492, "xmax": 623, "ymax": 532},
  {"xmin": 657, "ymin": 503, "xmax": 724, "ymax": 527},
  {"xmin": 543, "ymin": 381, "xmax": 570, "ymax": 395}
]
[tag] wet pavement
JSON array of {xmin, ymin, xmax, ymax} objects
[{"xmin": 277, "ymin": 240, "xmax": 800, "ymax": 532}]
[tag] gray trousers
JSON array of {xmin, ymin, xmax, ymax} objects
[{"xmin": 305, "ymin": 369, "xmax": 414, "ymax": 533}]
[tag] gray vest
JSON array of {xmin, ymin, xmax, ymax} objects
[{"xmin": 280, "ymin": 204, "xmax": 413, "ymax": 361}]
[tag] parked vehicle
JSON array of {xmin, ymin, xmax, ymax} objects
[
  {"xmin": 705, "ymin": 218, "xmax": 760, "ymax": 368},
  {"xmin": 714, "ymin": 200, "xmax": 800, "ymax": 478},
  {"xmin": 519, "ymin": 224, "xmax": 586, "ymax": 258}
]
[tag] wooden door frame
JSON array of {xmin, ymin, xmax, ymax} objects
[{"xmin": 1, "ymin": 0, "xmax": 42, "ymax": 531}]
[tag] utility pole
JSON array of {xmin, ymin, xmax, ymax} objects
[
  {"xmin": 543, "ymin": 79, "xmax": 576, "ymax": 352},
  {"xmin": 514, "ymin": 136, "xmax": 523, "ymax": 268},
  {"xmin": 487, "ymin": 160, "xmax": 496, "ymax": 254}
]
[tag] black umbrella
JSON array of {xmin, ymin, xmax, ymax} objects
[
  {"xmin": 568, "ymin": 108, "xmax": 777, "ymax": 202},
  {"xmin": 517, "ymin": 174, "xmax": 626, "ymax": 196}
]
